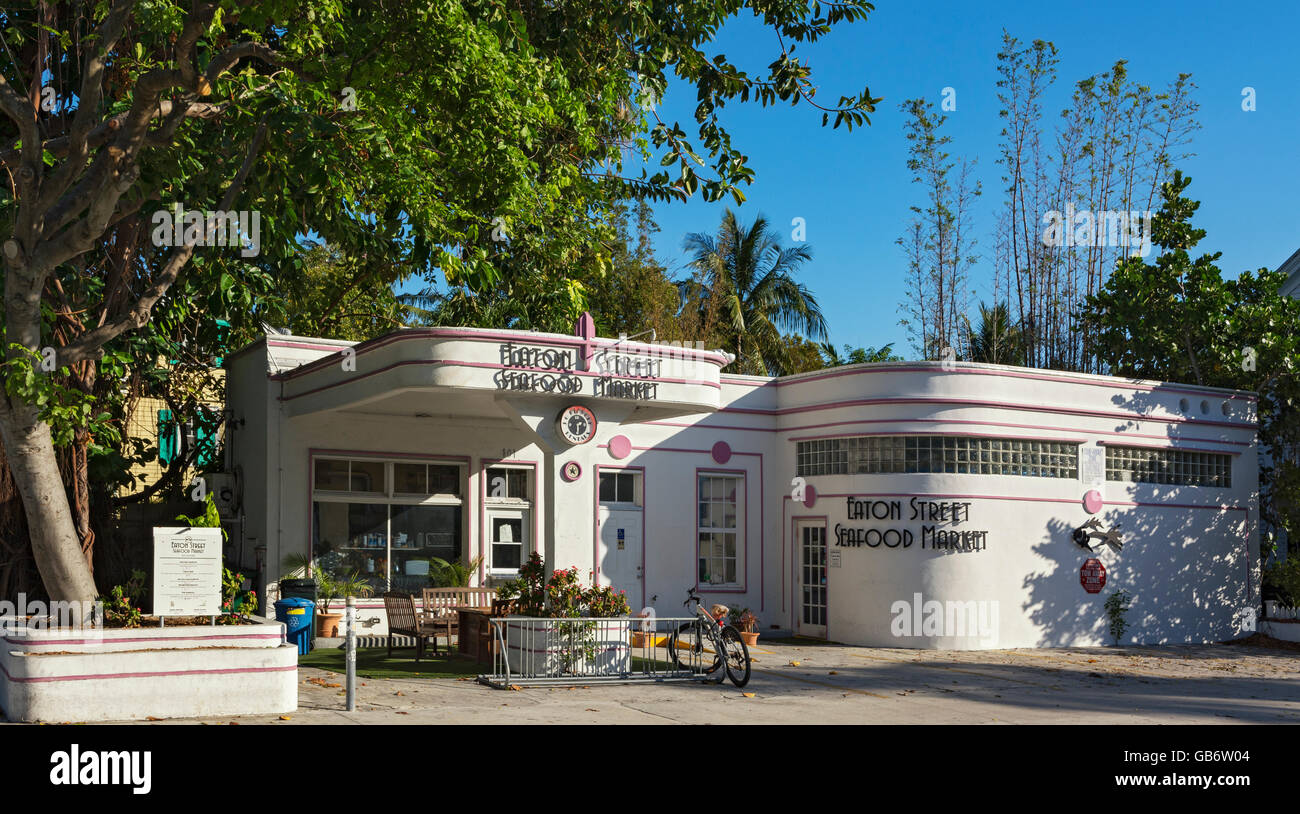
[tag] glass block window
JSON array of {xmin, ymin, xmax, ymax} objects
[
  {"xmin": 1105, "ymin": 446, "xmax": 1231, "ymax": 487},
  {"xmin": 697, "ymin": 474, "xmax": 742, "ymax": 587},
  {"xmin": 796, "ymin": 436, "xmax": 1079, "ymax": 479},
  {"xmin": 795, "ymin": 438, "xmax": 849, "ymax": 475}
]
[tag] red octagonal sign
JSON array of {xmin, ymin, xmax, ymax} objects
[{"xmin": 1080, "ymin": 558, "xmax": 1107, "ymax": 594}]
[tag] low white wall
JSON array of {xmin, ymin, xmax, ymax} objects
[
  {"xmin": 1, "ymin": 620, "xmax": 297, "ymax": 722},
  {"xmin": 1262, "ymin": 620, "xmax": 1300, "ymax": 643}
]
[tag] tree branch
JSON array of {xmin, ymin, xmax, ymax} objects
[
  {"xmin": 42, "ymin": 0, "xmax": 137, "ymax": 212},
  {"xmin": 55, "ymin": 120, "xmax": 269, "ymax": 368}
]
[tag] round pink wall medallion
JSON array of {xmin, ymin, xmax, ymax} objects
[
  {"xmin": 608, "ymin": 435, "xmax": 632, "ymax": 460},
  {"xmin": 711, "ymin": 441, "xmax": 732, "ymax": 464},
  {"xmin": 1083, "ymin": 490, "xmax": 1103, "ymax": 514},
  {"xmin": 803, "ymin": 484, "xmax": 817, "ymax": 509}
]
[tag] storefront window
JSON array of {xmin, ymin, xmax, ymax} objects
[
  {"xmin": 310, "ymin": 456, "xmax": 466, "ymax": 591},
  {"xmin": 484, "ymin": 465, "xmax": 532, "ymax": 575},
  {"xmin": 390, "ymin": 504, "xmax": 462, "ymax": 592},
  {"xmin": 311, "ymin": 501, "xmax": 389, "ymax": 593},
  {"xmin": 697, "ymin": 474, "xmax": 742, "ymax": 587}
]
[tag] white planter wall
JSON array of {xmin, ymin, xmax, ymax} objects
[
  {"xmin": 503, "ymin": 618, "xmax": 631, "ymax": 677},
  {"xmin": 0, "ymin": 620, "xmax": 297, "ymax": 722}
]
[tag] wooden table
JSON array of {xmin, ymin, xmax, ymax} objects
[{"xmin": 454, "ymin": 606, "xmax": 497, "ymax": 664}]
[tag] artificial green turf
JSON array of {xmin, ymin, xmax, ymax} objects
[
  {"xmin": 758, "ymin": 636, "xmax": 842, "ymax": 646},
  {"xmin": 298, "ymin": 646, "xmax": 484, "ymax": 679}
]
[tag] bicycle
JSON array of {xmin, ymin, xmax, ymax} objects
[{"xmin": 667, "ymin": 586, "xmax": 751, "ymax": 687}]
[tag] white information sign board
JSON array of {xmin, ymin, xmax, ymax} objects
[
  {"xmin": 1078, "ymin": 446, "xmax": 1106, "ymax": 489},
  {"xmin": 152, "ymin": 527, "xmax": 223, "ymax": 616}
]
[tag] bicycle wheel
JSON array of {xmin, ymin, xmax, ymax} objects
[
  {"xmin": 721, "ymin": 626, "xmax": 751, "ymax": 688},
  {"xmin": 668, "ymin": 620, "xmax": 721, "ymax": 675}
]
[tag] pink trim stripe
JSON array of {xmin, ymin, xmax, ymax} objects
[
  {"xmin": 5, "ymin": 632, "xmax": 283, "ymax": 647},
  {"xmin": 0, "ymin": 663, "xmax": 296, "ymax": 684},
  {"xmin": 222, "ymin": 336, "xmax": 357, "ymax": 366},
  {"xmin": 645, "ymin": 416, "xmax": 1254, "ymax": 446},
  {"xmin": 280, "ymin": 358, "xmax": 721, "ymax": 404},
  {"xmin": 1096, "ymin": 439, "xmax": 1245, "ymax": 456},
  {"xmin": 719, "ymin": 395, "xmax": 1257, "ymax": 429},
  {"xmin": 725, "ymin": 363, "xmax": 1257, "ymax": 401},
  {"xmin": 793, "ymin": 492, "xmax": 1249, "ymax": 513},
  {"xmin": 275, "ymin": 327, "xmax": 730, "ymax": 381},
  {"xmin": 788, "ymin": 429, "xmax": 1090, "ymax": 445}
]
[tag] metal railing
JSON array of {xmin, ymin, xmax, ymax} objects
[{"xmin": 478, "ymin": 616, "xmax": 719, "ymax": 688}]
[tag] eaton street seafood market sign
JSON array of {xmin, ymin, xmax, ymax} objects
[
  {"xmin": 492, "ymin": 341, "xmax": 661, "ymax": 400},
  {"xmin": 833, "ymin": 497, "xmax": 990, "ymax": 552}
]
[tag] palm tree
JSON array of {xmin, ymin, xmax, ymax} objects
[
  {"xmin": 966, "ymin": 302, "xmax": 1024, "ymax": 366},
  {"xmin": 821, "ymin": 342, "xmax": 902, "ymax": 367},
  {"xmin": 680, "ymin": 209, "xmax": 827, "ymax": 375}
]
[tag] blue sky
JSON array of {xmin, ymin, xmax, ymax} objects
[{"xmin": 636, "ymin": 0, "xmax": 1300, "ymax": 357}]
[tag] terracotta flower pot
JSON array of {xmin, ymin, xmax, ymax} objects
[
  {"xmin": 316, "ymin": 612, "xmax": 343, "ymax": 638},
  {"xmin": 739, "ymin": 631, "xmax": 759, "ymax": 647},
  {"xmin": 631, "ymin": 631, "xmax": 666, "ymax": 648}
]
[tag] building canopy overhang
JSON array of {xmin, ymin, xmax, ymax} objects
[{"xmin": 273, "ymin": 320, "xmax": 733, "ymax": 424}]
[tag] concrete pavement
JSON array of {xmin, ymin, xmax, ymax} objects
[{"xmin": 123, "ymin": 637, "xmax": 1300, "ymax": 725}]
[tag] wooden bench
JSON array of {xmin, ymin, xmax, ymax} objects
[
  {"xmin": 382, "ymin": 592, "xmax": 444, "ymax": 661},
  {"xmin": 420, "ymin": 588, "xmax": 494, "ymax": 650}
]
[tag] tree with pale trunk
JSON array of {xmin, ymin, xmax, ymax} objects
[{"xmin": 1, "ymin": 1, "xmax": 881, "ymax": 603}]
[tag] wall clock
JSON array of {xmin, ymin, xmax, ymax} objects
[{"xmin": 556, "ymin": 405, "xmax": 597, "ymax": 445}]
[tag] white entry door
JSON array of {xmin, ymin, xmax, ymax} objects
[
  {"xmin": 796, "ymin": 522, "xmax": 827, "ymax": 638},
  {"xmin": 598, "ymin": 507, "xmax": 643, "ymax": 607}
]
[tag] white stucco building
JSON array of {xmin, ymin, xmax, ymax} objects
[
  {"xmin": 1280, "ymin": 246, "xmax": 1300, "ymax": 299},
  {"xmin": 225, "ymin": 316, "xmax": 1260, "ymax": 649}
]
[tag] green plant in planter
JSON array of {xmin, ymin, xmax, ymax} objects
[
  {"xmin": 1104, "ymin": 590, "xmax": 1132, "ymax": 645},
  {"xmin": 219, "ymin": 565, "xmax": 258, "ymax": 624},
  {"xmin": 175, "ymin": 494, "xmax": 226, "ymax": 541},
  {"xmin": 730, "ymin": 607, "xmax": 758, "ymax": 633},
  {"xmin": 428, "ymin": 555, "xmax": 485, "ymax": 588},
  {"xmin": 281, "ymin": 552, "xmax": 312, "ymax": 580},
  {"xmin": 585, "ymin": 583, "xmax": 632, "ymax": 617},
  {"xmin": 100, "ymin": 570, "xmax": 148, "ymax": 628},
  {"xmin": 495, "ymin": 579, "xmax": 523, "ymax": 601},
  {"xmin": 315, "ymin": 566, "xmax": 373, "ymax": 615},
  {"xmin": 1263, "ymin": 558, "xmax": 1300, "ymax": 608}
]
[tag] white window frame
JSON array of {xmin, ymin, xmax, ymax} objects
[
  {"xmin": 696, "ymin": 472, "xmax": 744, "ymax": 589},
  {"xmin": 483, "ymin": 464, "xmax": 534, "ymax": 576},
  {"xmin": 598, "ymin": 470, "xmax": 642, "ymax": 509},
  {"xmin": 309, "ymin": 454, "xmax": 467, "ymax": 589}
]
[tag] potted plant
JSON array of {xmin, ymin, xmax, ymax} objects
[
  {"xmin": 428, "ymin": 555, "xmax": 485, "ymax": 588},
  {"xmin": 630, "ymin": 608, "xmax": 665, "ymax": 649},
  {"xmin": 314, "ymin": 568, "xmax": 373, "ymax": 637},
  {"xmin": 504, "ymin": 554, "xmax": 635, "ymax": 675},
  {"xmin": 731, "ymin": 607, "xmax": 760, "ymax": 646}
]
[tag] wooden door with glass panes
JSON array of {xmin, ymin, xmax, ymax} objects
[{"xmin": 796, "ymin": 521, "xmax": 827, "ymax": 638}]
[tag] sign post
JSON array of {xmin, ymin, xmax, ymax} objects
[
  {"xmin": 345, "ymin": 595, "xmax": 356, "ymax": 712},
  {"xmin": 152, "ymin": 527, "xmax": 223, "ymax": 617}
]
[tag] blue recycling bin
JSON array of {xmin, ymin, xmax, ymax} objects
[{"xmin": 275, "ymin": 597, "xmax": 316, "ymax": 655}]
